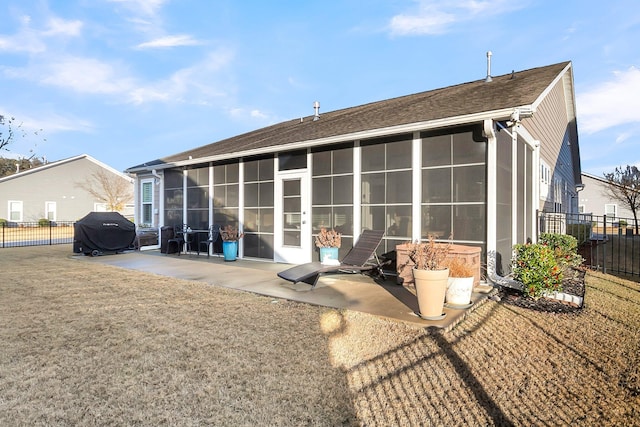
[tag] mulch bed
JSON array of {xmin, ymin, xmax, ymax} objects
[{"xmin": 499, "ymin": 267, "xmax": 586, "ymax": 313}]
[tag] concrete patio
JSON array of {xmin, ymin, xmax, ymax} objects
[{"xmin": 80, "ymin": 249, "xmax": 496, "ymax": 330}]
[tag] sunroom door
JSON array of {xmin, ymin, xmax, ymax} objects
[{"xmin": 274, "ymin": 171, "xmax": 311, "ymax": 264}]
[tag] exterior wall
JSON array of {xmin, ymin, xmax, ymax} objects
[
  {"xmin": 579, "ymin": 173, "xmax": 635, "ymax": 219},
  {"xmin": 0, "ymin": 157, "xmax": 132, "ymax": 222},
  {"xmin": 144, "ymin": 125, "xmax": 490, "ymax": 263},
  {"xmin": 525, "ymin": 73, "xmax": 579, "ymax": 213}
]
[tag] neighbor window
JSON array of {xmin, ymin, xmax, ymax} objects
[
  {"xmin": 8, "ymin": 200, "xmax": 23, "ymax": 222},
  {"xmin": 605, "ymin": 204, "xmax": 617, "ymax": 219},
  {"xmin": 45, "ymin": 201, "xmax": 56, "ymax": 221}
]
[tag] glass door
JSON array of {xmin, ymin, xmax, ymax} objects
[{"xmin": 274, "ymin": 171, "xmax": 311, "ymax": 263}]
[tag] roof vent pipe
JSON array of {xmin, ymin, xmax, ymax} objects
[
  {"xmin": 313, "ymin": 101, "xmax": 320, "ymax": 121},
  {"xmin": 485, "ymin": 51, "xmax": 493, "ymax": 82}
]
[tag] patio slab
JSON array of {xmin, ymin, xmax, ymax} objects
[{"xmin": 78, "ymin": 249, "xmax": 496, "ymax": 330}]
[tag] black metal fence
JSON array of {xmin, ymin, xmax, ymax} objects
[
  {"xmin": 0, "ymin": 221, "xmax": 75, "ymax": 248},
  {"xmin": 538, "ymin": 211, "xmax": 640, "ymax": 279}
]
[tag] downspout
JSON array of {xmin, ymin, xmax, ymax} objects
[{"xmin": 484, "ymin": 119, "xmax": 524, "ymax": 291}]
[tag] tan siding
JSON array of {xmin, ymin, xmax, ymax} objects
[{"xmin": 525, "ymin": 77, "xmax": 578, "ymax": 211}]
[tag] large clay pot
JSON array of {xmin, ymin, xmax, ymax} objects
[
  {"xmin": 413, "ymin": 268, "xmax": 449, "ymax": 320},
  {"xmin": 446, "ymin": 276, "xmax": 474, "ymax": 306}
]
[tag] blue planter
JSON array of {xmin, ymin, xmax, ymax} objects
[
  {"xmin": 319, "ymin": 247, "xmax": 339, "ymax": 263},
  {"xmin": 222, "ymin": 241, "xmax": 238, "ymax": 261}
]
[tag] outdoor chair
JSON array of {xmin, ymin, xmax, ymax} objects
[
  {"xmin": 277, "ymin": 229, "xmax": 388, "ymax": 289},
  {"xmin": 199, "ymin": 224, "xmax": 221, "ymax": 258},
  {"xmin": 167, "ymin": 224, "xmax": 189, "ymax": 255}
]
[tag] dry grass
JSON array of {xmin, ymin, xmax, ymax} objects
[{"xmin": 1, "ymin": 245, "xmax": 639, "ymax": 426}]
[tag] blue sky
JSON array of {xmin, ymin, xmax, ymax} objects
[{"xmin": 1, "ymin": 0, "xmax": 639, "ymax": 176}]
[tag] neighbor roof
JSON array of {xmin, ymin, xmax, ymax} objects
[
  {"xmin": 128, "ymin": 61, "xmax": 571, "ymax": 172},
  {"xmin": 0, "ymin": 154, "xmax": 133, "ymax": 184}
]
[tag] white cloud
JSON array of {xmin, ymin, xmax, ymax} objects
[
  {"xmin": 388, "ymin": 0, "xmax": 527, "ymax": 36},
  {"xmin": 135, "ymin": 34, "xmax": 203, "ymax": 49},
  {"xmin": 107, "ymin": 0, "xmax": 167, "ymax": 17},
  {"xmin": 615, "ymin": 132, "xmax": 632, "ymax": 144},
  {"xmin": 128, "ymin": 48, "xmax": 234, "ymax": 104},
  {"xmin": 0, "ymin": 14, "xmax": 83, "ymax": 53},
  {"xmin": 42, "ymin": 17, "xmax": 83, "ymax": 37},
  {"xmin": 577, "ymin": 66, "xmax": 640, "ymax": 134},
  {"xmin": 38, "ymin": 56, "xmax": 135, "ymax": 95}
]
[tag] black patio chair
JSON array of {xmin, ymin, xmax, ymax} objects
[
  {"xmin": 199, "ymin": 224, "xmax": 221, "ymax": 258},
  {"xmin": 167, "ymin": 224, "xmax": 188, "ymax": 255},
  {"xmin": 277, "ymin": 229, "xmax": 388, "ymax": 288}
]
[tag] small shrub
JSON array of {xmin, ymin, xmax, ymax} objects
[
  {"xmin": 38, "ymin": 218, "xmax": 51, "ymax": 227},
  {"xmin": 512, "ymin": 243, "xmax": 562, "ymax": 299},
  {"xmin": 0, "ymin": 218, "xmax": 7, "ymax": 226},
  {"xmin": 442, "ymin": 256, "xmax": 475, "ymax": 278},
  {"xmin": 219, "ymin": 225, "xmax": 244, "ymax": 241},
  {"xmin": 538, "ymin": 233, "xmax": 583, "ymax": 268},
  {"xmin": 404, "ymin": 234, "xmax": 451, "ymax": 270}
]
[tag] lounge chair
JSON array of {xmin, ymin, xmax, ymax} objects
[{"xmin": 277, "ymin": 229, "xmax": 388, "ymax": 288}]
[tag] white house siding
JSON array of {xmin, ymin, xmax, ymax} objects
[{"xmin": 580, "ymin": 173, "xmax": 635, "ymax": 219}]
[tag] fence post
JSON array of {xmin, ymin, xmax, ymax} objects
[
  {"xmin": 49, "ymin": 221, "xmax": 52, "ymax": 245},
  {"xmin": 603, "ymin": 214, "xmax": 607, "ymax": 275}
]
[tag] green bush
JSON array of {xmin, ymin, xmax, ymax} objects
[
  {"xmin": 0, "ymin": 218, "xmax": 7, "ymax": 226},
  {"xmin": 38, "ymin": 218, "xmax": 51, "ymax": 227},
  {"xmin": 538, "ymin": 233, "xmax": 583, "ymax": 268},
  {"xmin": 513, "ymin": 243, "xmax": 563, "ymax": 299},
  {"xmin": 619, "ymin": 219, "xmax": 628, "ymax": 227}
]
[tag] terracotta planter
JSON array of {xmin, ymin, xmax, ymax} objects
[
  {"xmin": 446, "ymin": 276, "xmax": 474, "ymax": 306},
  {"xmin": 413, "ymin": 268, "xmax": 449, "ymax": 320}
]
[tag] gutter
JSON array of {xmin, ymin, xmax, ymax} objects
[
  {"xmin": 483, "ymin": 118, "xmax": 525, "ymax": 291},
  {"xmin": 126, "ymin": 106, "xmax": 530, "ymax": 173}
]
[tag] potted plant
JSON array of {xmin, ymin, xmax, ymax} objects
[
  {"xmin": 404, "ymin": 234, "xmax": 451, "ymax": 320},
  {"xmin": 219, "ymin": 225, "xmax": 244, "ymax": 261},
  {"xmin": 442, "ymin": 257, "xmax": 475, "ymax": 307},
  {"xmin": 315, "ymin": 227, "xmax": 341, "ymax": 264}
]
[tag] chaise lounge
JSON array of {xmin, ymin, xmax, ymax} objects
[{"xmin": 277, "ymin": 229, "xmax": 387, "ymax": 288}]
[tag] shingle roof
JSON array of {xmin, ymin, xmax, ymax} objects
[{"xmin": 128, "ymin": 61, "xmax": 570, "ymax": 171}]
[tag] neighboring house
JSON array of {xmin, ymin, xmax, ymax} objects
[
  {"xmin": 126, "ymin": 61, "xmax": 582, "ymax": 278},
  {"xmin": 579, "ymin": 172, "xmax": 635, "ymax": 219},
  {"xmin": 0, "ymin": 154, "xmax": 134, "ymax": 223}
]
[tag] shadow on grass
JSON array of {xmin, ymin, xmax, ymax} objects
[{"xmin": 339, "ymin": 303, "xmax": 517, "ymax": 426}]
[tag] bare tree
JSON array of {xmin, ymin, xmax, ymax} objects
[
  {"xmin": 603, "ymin": 165, "xmax": 640, "ymax": 234},
  {"xmin": 76, "ymin": 169, "xmax": 134, "ymax": 212},
  {"xmin": 0, "ymin": 115, "xmax": 16, "ymax": 151}
]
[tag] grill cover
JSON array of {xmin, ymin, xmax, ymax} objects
[{"xmin": 73, "ymin": 212, "xmax": 136, "ymax": 254}]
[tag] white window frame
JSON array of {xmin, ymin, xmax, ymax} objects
[
  {"xmin": 605, "ymin": 203, "xmax": 617, "ymax": 219},
  {"xmin": 539, "ymin": 161, "xmax": 551, "ymax": 200},
  {"xmin": 45, "ymin": 201, "xmax": 57, "ymax": 221},
  {"xmin": 8, "ymin": 200, "xmax": 23, "ymax": 222},
  {"xmin": 140, "ymin": 179, "xmax": 154, "ymax": 227}
]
